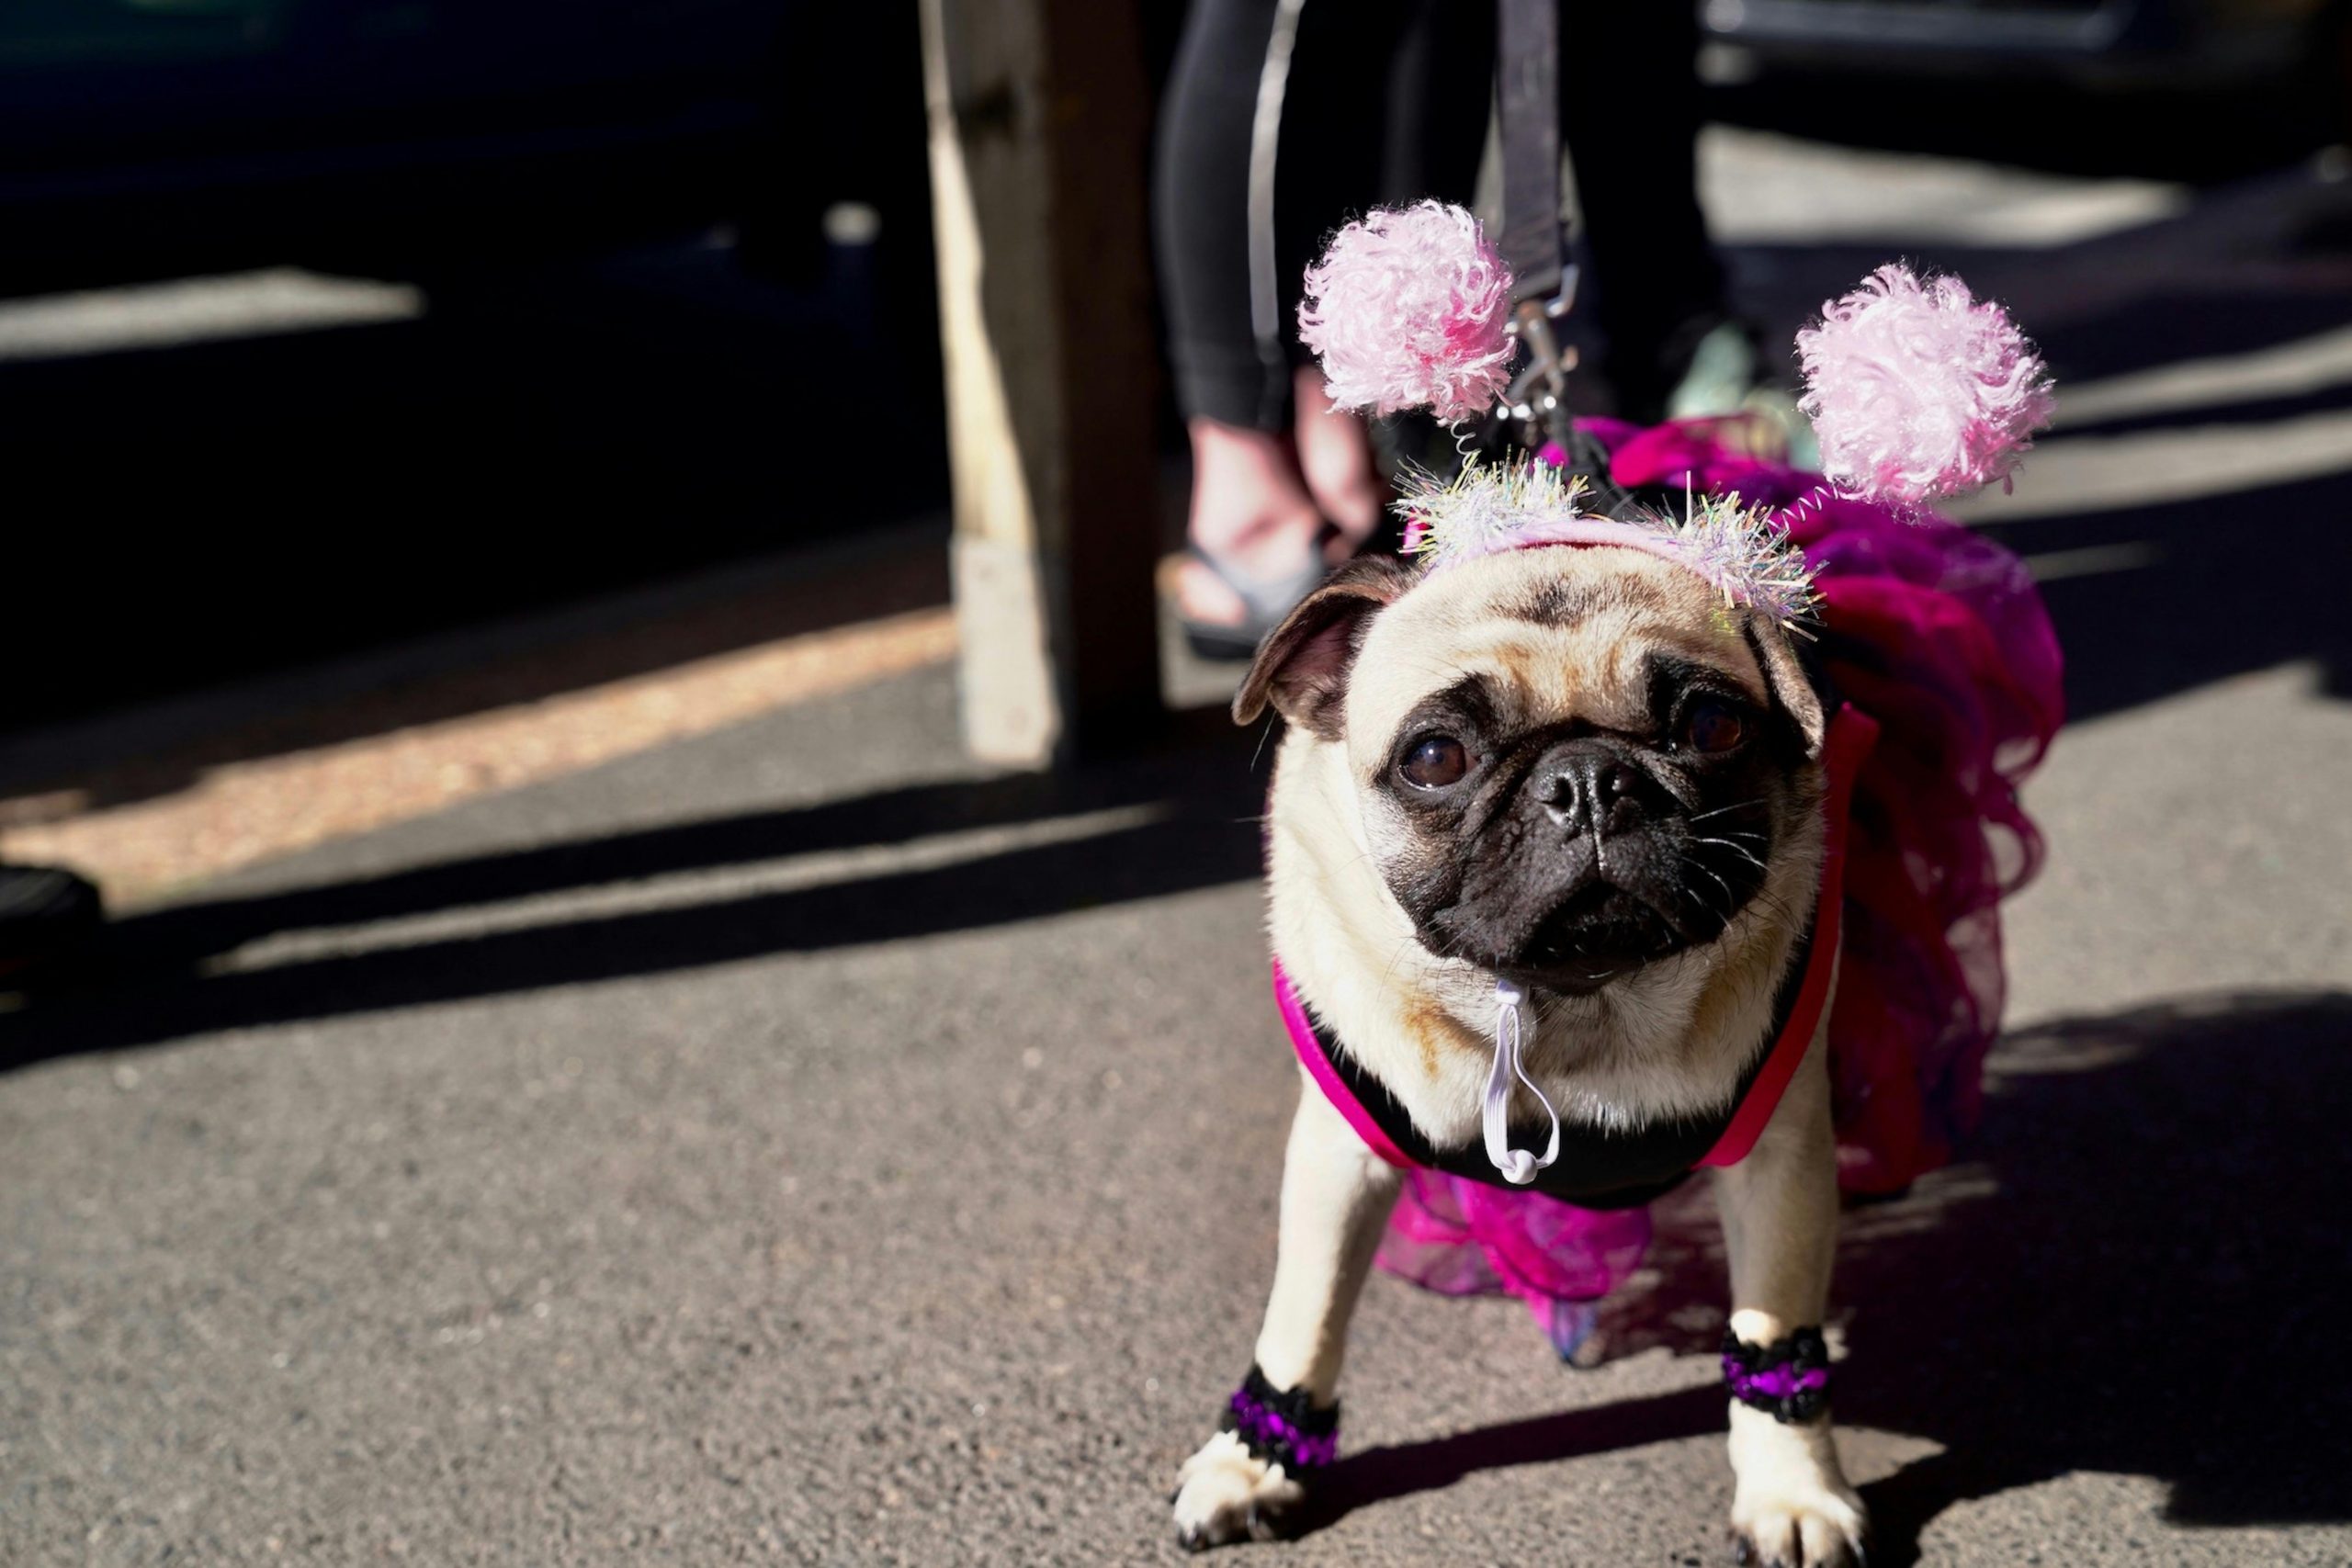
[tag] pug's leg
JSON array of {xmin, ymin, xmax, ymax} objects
[
  {"xmin": 1171, "ymin": 1078, "xmax": 1400, "ymax": 1550},
  {"xmin": 1711, "ymin": 1037, "xmax": 1869, "ymax": 1567}
]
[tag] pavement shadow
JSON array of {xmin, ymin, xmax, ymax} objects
[
  {"xmin": 1838, "ymin": 990, "xmax": 2352, "ymax": 1551},
  {"xmin": 1286, "ymin": 991, "xmax": 2352, "ymax": 1551},
  {"xmin": 1709, "ymin": 69, "xmax": 2337, "ymax": 186},
  {"xmin": 2011, "ymin": 467, "xmax": 2352, "ymax": 719},
  {"xmin": 0, "ymin": 725, "xmax": 1271, "ymax": 1068},
  {"xmin": 1290, "ymin": 1383, "xmax": 1729, "ymax": 1537}
]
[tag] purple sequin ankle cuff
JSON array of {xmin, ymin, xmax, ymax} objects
[
  {"xmin": 1721, "ymin": 1326, "xmax": 1831, "ymax": 1424},
  {"xmin": 1220, "ymin": 1365, "xmax": 1340, "ymax": 1472}
]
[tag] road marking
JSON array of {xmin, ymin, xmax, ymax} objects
[
  {"xmin": 1952, "ymin": 407, "xmax": 2352, "ymax": 524},
  {"xmin": 0, "ymin": 268, "xmax": 421, "ymax": 362},
  {"xmin": 2055, "ymin": 323, "xmax": 2352, "ymax": 428},
  {"xmin": 2020, "ymin": 542, "xmax": 2166, "ymax": 582},
  {"xmin": 0, "ymin": 608, "xmax": 957, "ymax": 908},
  {"xmin": 1702, "ymin": 126, "xmax": 2188, "ymax": 248}
]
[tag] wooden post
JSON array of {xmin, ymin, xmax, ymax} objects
[{"xmin": 919, "ymin": 0, "xmax": 1164, "ymax": 765}]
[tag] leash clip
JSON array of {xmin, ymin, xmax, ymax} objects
[{"xmin": 1504, "ymin": 271, "xmax": 1579, "ymax": 448}]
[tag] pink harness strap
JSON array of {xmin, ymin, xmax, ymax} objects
[
  {"xmin": 1272, "ymin": 959, "xmax": 1413, "ymax": 1168},
  {"xmin": 1698, "ymin": 705, "xmax": 1876, "ymax": 1167},
  {"xmin": 1272, "ymin": 704, "xmax": 1879, "ymax": 1179}
]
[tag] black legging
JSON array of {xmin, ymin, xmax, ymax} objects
[{"xmin": 1153, "ymin": 0, "xmax": 1724, "ymax": 432}]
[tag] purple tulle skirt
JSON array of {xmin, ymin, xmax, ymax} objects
[{"xmin": 1372, "ymin": 417, "xmax": 2064, "ymax": 1356}]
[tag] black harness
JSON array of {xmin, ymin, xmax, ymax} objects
[{"xmin": 1297, "ymin": 909, "xmax": 1818, "ymax": 1210}]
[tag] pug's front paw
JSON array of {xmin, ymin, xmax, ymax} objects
[
  {"xmin": 1729, "ymin": 1471, "xmax": 1869, "ymax": 1568},
  {"xmin": 1170, "ymin": 1430, "xmax": 1305, "ymax": 1551}
]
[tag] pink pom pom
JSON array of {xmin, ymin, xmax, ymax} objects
[
  {"xmin": 1299, "ymin": 201, "xmax": 1513, "ymax": 426},
  {"xmin": 1796, "ymin": 265, "xmax": 2055, "ymax": 508}
]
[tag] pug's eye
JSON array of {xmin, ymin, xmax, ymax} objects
[
  {"xmin": 1680, "ymin": 697, "xmax": 1748, "ymax": 755},
  {"xmin": 1400, "ymin": 734, "xmax": 1472, "ymax": 789}
]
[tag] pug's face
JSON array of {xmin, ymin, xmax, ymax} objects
[{"xmin": 1237, "ymin": 546, "xmax": 1826, "ymax": 996}]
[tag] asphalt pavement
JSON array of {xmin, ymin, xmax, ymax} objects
[{"xmin": 6, "ymin": 132, "xmax": 2352, "ymax": 1565}]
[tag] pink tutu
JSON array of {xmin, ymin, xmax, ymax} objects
[{"xmin": 1371, "ymin": 416, "xmax": 2064, "ymax": 1354}]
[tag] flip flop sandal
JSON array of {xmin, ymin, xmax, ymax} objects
[{"xmin": 1177, "ymin": 536, "xmax": 1333, "ymax": 662}]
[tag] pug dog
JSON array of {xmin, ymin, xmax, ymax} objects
[{"xmin": 1170, "ymin": 540, "xmax": 1869, "ymax": 1565}]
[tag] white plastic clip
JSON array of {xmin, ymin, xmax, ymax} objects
[{"xmin": 1482, "ymin": 977, "xmax": 1561, "ymax": 1185}]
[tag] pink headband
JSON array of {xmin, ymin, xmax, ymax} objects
[{"xmin": 1397, "ymin": 463, "xmax": 1819, "ymax": 625}]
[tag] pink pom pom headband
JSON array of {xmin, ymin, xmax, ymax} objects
[
  {"xmin": 1298, "ymin": 200, "xmax": 2055, "ymax": 502},
  {"xmin": 1300, "ymin": 202, "xmax": 2056, "ymax": 623},
  {"xmin": 1795, "ymin": 264, "xmax": 2056, "ymax": 508},
  {"xmin": 1297, "ymin": 201, "xmax": 1514, "ymax": 426}
]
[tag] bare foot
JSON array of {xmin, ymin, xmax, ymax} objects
[
  {"xmin": 1291, "ymin": 368, "xmax": 1385, "ymax": 549},
  {"xmin": 1179, "ymin": 417, "xmax": 1325, "ymax": 628}
]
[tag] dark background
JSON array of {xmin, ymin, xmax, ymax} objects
[{"xmin": 0, "ymin": 0, "xmax": 2341, "ymax": 737}]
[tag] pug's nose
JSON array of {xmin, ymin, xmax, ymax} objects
[{"xmin": 1537, "ymin": 745, "xmax": 1647, "ymax": 835}]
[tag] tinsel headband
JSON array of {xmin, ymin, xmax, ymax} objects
[{"xmin": 1396, "ymin": 463, "xmax": 1820, "ymax": 626}]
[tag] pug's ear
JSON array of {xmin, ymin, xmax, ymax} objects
[
  {"xmin": 1232, "ymin": 556, "xmax": 1416, "ymax": 739},
  {"xmin": 1745, "ymin": 615, "xmax": 1828, "ymax": 761}
]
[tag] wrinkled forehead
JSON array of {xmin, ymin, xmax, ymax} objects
[{"xmin": 1347, "ymin": 546, "xmax": 1767, "ymax": 749}]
